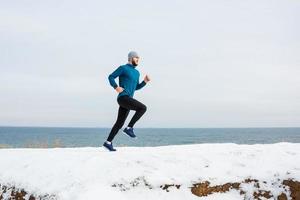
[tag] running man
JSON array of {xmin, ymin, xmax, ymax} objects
[{"xmin": 103, "ymin": 51, "xmax": 150, "ymax": 151}]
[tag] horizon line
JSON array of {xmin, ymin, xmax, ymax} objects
[{"xmin": 0, "ymin": 125, "xmax": 299, "ymax": 129}]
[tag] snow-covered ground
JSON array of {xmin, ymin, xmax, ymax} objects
[{"xmin": 0, "ymin": 143, "xmax": 300, "ymax": 200}]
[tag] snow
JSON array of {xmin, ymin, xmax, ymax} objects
[{"xmin": 0, "ymin": 142, "xmax": 300, "ymax": 200}]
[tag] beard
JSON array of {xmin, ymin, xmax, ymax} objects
[{"xmin": 132, "ymin": 60, "xmax": 138, "ymax": 66}]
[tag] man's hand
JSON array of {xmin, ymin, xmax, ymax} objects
[
  {"xmin": 144, "ymin": 75, "xmax": 151, "ymax": 83},
  {"xmin": 115, "ymin": 86, "xmax": 124, "ymax": 93}
]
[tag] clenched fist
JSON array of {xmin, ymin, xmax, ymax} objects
[
  {"xmin": 144, "ymin": 75, "xmax": 151, "ymax": 83},
  {"xmin": 115, "ymin": 86, "xmax": 124, "ymax": 93}
]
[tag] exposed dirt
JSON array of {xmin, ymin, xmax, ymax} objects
[
  {"xmin": 282, "ymin": 179, "xmax": 300, "ymax": 200},
  {"xmin": 190, "ymin": 180, "xmax": 241, "ymax": 197},
  {"xmin": 160, "ymin": 184, "xmax": 181, "ymax": 192},
  {"xmin": 2, "ymin": 178, "xmax": 299, "ymax": 199},
  {"xmin": 190, "ymin": 178, "xmax": 300, "ymax": 200},
  {"xmin": 0, "ymin": 183, "xmax": 56, "ymax": 200}
]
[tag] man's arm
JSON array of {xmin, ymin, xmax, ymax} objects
[
  {"xmin": 136, "ymin": 80, "xmax": 147, "ymax": 90},
  {"xmin": 108, "ymin": 66, "xmax": 124, "ymax": 89},
  {"xmin": 136, "ymin": 75, "xmax": 150, "ymax": 90}
]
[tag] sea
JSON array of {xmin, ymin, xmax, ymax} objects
[{"xmin": 0, "ymin": 126, "xmax": 300, "ymax": 148}]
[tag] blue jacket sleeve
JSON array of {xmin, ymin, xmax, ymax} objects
[
  {"xmin": 136, "ymin": 80, "xmax": 146, "ymax": 90},
  {"xmin": 108, "ymin": 66, "xmax": 124, "ymax": 89}
]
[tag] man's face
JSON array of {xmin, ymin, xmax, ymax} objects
[{"xmin": 132, "ymin": 57, "xmax": 140, "ymax": 66}]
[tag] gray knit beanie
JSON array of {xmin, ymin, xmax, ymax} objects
[{"xmin": 128, "ymin": 51, "xmax": 139, "ymax": 60}]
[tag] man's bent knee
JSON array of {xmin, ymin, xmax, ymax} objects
[{"xmin": 140, "ymin": 104, "xmax": 147, "ymax": 112}]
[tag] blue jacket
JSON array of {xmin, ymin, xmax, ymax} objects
[{"xmin": 108, "ymin": 63, "xmax": 146, "ymax": 99}]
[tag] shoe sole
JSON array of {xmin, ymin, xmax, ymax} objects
[
  {"xmin": 103, "ymin": 145, "xmax": 117, "ymax": 152},
  {"xmin": 122, "ymin": 131, "xmax": 137, "ymax": 139}
]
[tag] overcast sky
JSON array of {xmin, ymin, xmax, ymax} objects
[{"xmin": 0, "ymin": 0, "xmax": 299, "ymax": 128}]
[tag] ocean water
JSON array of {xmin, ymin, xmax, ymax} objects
[{"xmin": 0, "ymin": 127, "xmax": 299, "ymax": 148}]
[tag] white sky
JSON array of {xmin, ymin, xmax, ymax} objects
[{"xmin": 0, "ymin": 0, "xmax": 299, "ymax": 128}]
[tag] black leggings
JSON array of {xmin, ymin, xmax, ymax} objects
[{"xmin": 107, "ymin": 95, "xmax": 147, "ymax": 142}]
